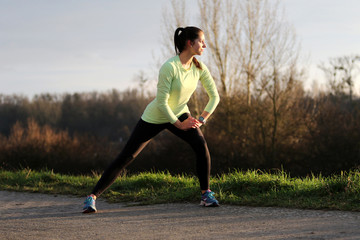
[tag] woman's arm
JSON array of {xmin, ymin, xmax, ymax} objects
[
  {"xmin": 155, "ymin": 64, "xmax": 179, "ymax": 124},
  {"xmin": 199, "ymin": 63, "xmax": 220, "ymax": 123}
]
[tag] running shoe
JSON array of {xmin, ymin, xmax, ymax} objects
[
  {"xmin": 83, "ymin": 195, "xmax": 97, "ymax": 213},
  {"xmin": 200, "ymin": 190, "xmax": 219, "ymax": 207}
]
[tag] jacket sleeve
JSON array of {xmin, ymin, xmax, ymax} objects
[
  {"xmin": 155, "ymin": 63, "xmax": 179, "ymax": 124},
  {"xmin": 199, "ymin": 63, "xmax": 220, "ymax": 114}
]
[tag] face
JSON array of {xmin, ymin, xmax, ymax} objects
[{"xmin": 190, "ymin": 31, "xmax": 206, "ymax": 55}]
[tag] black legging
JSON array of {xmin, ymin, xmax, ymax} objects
[{"xmin": 91, "ymin": 113, "xmax": 211, "ymax": 197}]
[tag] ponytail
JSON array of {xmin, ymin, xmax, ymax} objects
[
  {"xmin": 192, "ymin": 57, "xmax": 202, "ymax": 70},
  {"xmin": 174, "ymin": 27, "xmax": 186, "ymax": 55},
  {"xmin": 174, "ymin": 26, "xmax": 203, "ymax": 70}
]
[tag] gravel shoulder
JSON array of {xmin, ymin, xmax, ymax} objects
[{"xmin": 1, "ymin": 191, "xmax": 360, "ymax": 240}]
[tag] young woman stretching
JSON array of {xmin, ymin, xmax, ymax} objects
[{"xmin": 83, "ymin": 26, "xmax": 220, "ymax": 213}]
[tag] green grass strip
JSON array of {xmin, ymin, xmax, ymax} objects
[{"xmin": 1, "ymin": 169, "xmax": 360, "ymax": 211}]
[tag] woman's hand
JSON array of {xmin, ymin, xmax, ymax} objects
[{"xmin": 174, "ymin": 117, "xmax": 202, "ymax": 130}]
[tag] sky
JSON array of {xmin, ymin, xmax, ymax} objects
[{"xmin": 1, "ymin": 0, "xmax": 359, "ymax": 98}]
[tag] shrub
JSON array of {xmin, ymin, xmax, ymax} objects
[{"xmin": 0, "ymin": 118, "xmax": 117, "ymax": 174}]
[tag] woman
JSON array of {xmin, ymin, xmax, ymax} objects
[{"xmin": 83, "ymin": 26, "xmax": 220, "ymax": 213}]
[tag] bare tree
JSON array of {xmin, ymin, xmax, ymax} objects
[
  {"xmin": 198, "ymin": 0, "xmax": 301, "ymax": 106},
  {"xmin": 160, "ymin": 0, "xmax": 190, "ymax": 59},
  {"xmin": 198, "ymin": 0, "xmax": 240, "ymax": 98},
  {"xmin": 133, "ymin": 70, "xmax": 148, "ymax": 98},
  {"xmin": 256, "ymin": 14, "xmax": 303, "ymax": 166},
  {"xmin": 319, "ymin": 55, "xmax": 360, "ymax": 101},
  {"xmin": 236, "ymin": 0, "xmax": 287, "ymax": 106}
]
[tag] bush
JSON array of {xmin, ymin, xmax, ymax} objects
[
  {"xmin": 1, "ymin": 91, "xmax": 360, "ymax": 177},
  {"xmin": 0, "ymin": 119, "xmax": 118, "ymax": 174}
]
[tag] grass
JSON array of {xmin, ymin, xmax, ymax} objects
[{"xmin": 1, "ymin": 168, "xmax": 360, "ymax": 211}]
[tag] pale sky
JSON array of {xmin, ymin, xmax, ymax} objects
[{"xmin": 1, "ymin": 0, "xmax": 359, "ymax": 97}]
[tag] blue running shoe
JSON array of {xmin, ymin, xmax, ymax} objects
[
  {"xmin": 200, "ymin": 190, "xmax": 219, "ymax": 207},
  {"xmin": 83, "ymin": 195, "xmax": 97, "ymax": 213}
]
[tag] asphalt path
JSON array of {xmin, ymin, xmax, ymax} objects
[{"xmin": 1, "ymin": 191, "xmax": 360, "ymax": 240}]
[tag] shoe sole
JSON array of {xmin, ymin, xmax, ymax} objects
[
  {"xmin": 83, "ymin": 207, "xmax": 97, "ymax": 214},
  {"xmin": 200, "ymin": 201, "xmax": 220, "ymax": 207}
]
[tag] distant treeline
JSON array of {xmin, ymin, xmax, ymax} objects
[{"xmin": 0, "ymin": 88, "xmax": 359, "ymax": 176}]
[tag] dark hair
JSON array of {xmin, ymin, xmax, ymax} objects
[{"xmin": 174, "ymin": 26, "xmax": 203, "ymax": 69}]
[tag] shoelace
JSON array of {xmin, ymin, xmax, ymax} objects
[
  {"xmin": 202, "ymin": 191, "xmax": 215, "ymax": 200},
  {"xmin": 84, "ymin": 196, "xmax": 94, "ymax": 204},
  {"xmin": 207, "ymin": 191, "xmax": 215, "ymax": 199}
]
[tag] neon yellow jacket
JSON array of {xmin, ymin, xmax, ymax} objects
[{"xmin": 141, "ymin": 55, "xmax": 220, "ymax": 124}]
